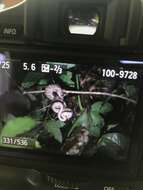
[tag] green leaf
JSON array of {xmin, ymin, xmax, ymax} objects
[
  {"xmin": 23, "ymin": 73, "xmax": 44, "ymax": 83},
  {"xmin": 68, "ymin": 111, "xmax": 89, "ymax": 136},
  {"xmin": 22, "ymin": 81, "xmax": 35, "ymax": 89},
  {"xmin": 89, "ymin": 126, "xmax": 101, "ymax": 137},
  {"xmin": 38, "ymin": 79, "xmax": 48, "ymax": 86},
  {"xmin": 97, "ymin": 133, "xmax": 130, "ymax": 160},
  {"xmin": 90, "ymin": 112, "xmax": 105, "ymax": 128},
  {"xmin": 59, "ymin": 71, "xmax": 75, "ymax": 87},
  {"xmin": 73, "ymin": 111, "xmax": 89, "ymax": 127},
  {"xmin": 68, "ymin": 110, "xmax": 105, "ymax": 137},
  {"xmin": 89, "ymin": 112, "xmax": 104, "ymax": 137},
  {"xmin": 91, "ymin": 101, "xmax": 113, "ymax": 116},
  {"xmin": 124, "ymin": 85, "xmax": 136, "ymax": 98},
  {"xmin": 46, "ymin": 120, "xmax": 65, "ymax": 128},
  {"xmin": 107, "ymin": 124, "xmax": 118, "ymax": 131},
  {"xmin": 66, "ymin": 64, "xmax": 76, "ymax": 69},
  {"xmin": 22, "ymin": 73, "xmax": 45, "ymax": 89},
  {"xmin": 45, "ymin": 120, "xmax": 64, "ymax": 143},
  {"xmin": 35, "ymin": 140, "xmax": 42, "ymax": 148},
  {"xmin": 100, "ymin": 133, "xmax": 129, "ymax": 148},
  {"xmin": 0, "ymin": 117, "xmax": 36, "ymax": 138}
]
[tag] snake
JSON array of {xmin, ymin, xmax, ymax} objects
[
  {"xmin": 51, "ymin": 101, "xmax": 73, "ymax": 122},
  {"xmin": 45, "ymin": 85, "xmax": 73, "ymax": 122}
]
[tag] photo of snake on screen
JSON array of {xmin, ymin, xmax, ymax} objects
[{"xmin": 0, "ymin": 56, "xmax": 140, "ymax": 161}]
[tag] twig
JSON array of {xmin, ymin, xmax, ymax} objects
[
  {"xmin": 23, "ymin": 90, "xmax": 45, "ymax": 95},
  {"xmin": 23, "ymin": 90, "xmax": 137, "ymax": 104},
  {"xmin": 76, "ymin": 74, "xmax": 83, "ymax": 111}
]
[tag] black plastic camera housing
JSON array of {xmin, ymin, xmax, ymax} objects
[
  {"xmin": 1, "ymin": 1, "xmax": 143, "ymax": 189},
  {"xmin": 0, "ymin": 0, "xmax": 143, "ymax": 49}
]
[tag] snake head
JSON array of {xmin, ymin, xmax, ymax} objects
[
  {"xmin": 51, "ymin": 101, "xmax": 65, "ymax": 114},
  {"xmin": 45, "ymin": 85, "xmax": 64, "ymax": 100}
]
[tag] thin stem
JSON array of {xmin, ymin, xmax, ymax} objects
[
  {"xmin": 30, "ymin": 105, "xmax": 50, "ymax": 114},
  {"xmin": 23, "ymin": 90, "xmax": 44, "ymax": 95},
  {"xmin": 64, "ymin": 90, "xmax": 137, "ymax": 104},
  {"xmin": 76, "ymin": 74, "xmax": 83, "ymax": 111},
  {"xmin": 23, "ymin": 90, "xmax": 137, "ymax": 104}
]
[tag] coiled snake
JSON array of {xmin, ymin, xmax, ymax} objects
[{"xmin": 45, "ymin": 85, "xmax": 73, "ymax": 122}]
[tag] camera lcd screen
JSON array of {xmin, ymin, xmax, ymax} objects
[{"xmin": 0, "ymin": 54, "xmax": 141, "ymax": 161}]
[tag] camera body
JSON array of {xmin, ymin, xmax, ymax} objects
[
  {"xmin": 0, "ymin": 1, "xmax": 143, "ymax": 189},
  {"xmin": 0, "ymin": 0, "xmax": 143, "ymax": 48}
]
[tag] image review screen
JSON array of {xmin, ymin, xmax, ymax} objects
[{"xmin": 0, "ymin": 54, "xmax": 140, "ymax": 161}]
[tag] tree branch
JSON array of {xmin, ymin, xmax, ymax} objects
[{"xmin": 23, "ymin": 89, "xmax": 137, "ymax": 104}]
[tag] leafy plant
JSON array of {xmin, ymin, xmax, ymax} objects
[
  {"xmin": 0, "ymin": 62, "xmax": 137, "ymax": 158},
  {"xmin": 35, "ymin": 140, "xmax": 42, "ymax": 148},
  {"xmin": 38, "ymin": 79, "xmax": 48, "ymax": 86},
  {"xmin": 124, "ymin": 85, "xmax": 137, "ymax": 99},
  {"xmin": 68, "ymin": 101, "xmax": 112, "ymax": 137},
  {"xmin": 0, "ymin": 117, "xmax": 36, "ymax": 138},
  {"xmin": 59, "ymin": 71, "xmax": 75, "ymax": 87},
  {"xmin": 107, "ymin": 124, "xmax": 118, "ymax": 131},
  {"xmin": 68, "ymin": 111, "xmax": 89, "ymax": 136},
  {"xmin": 22, "ymin": 73, "xmax": 45, "ymax": 89},
  {"xmin": 97, "ymin": 133, "xmax": 129, "ymax": 160},
  {"xmin": 45, "ymin": 120, "xmax": 65, "ymax": 143},
  {"xmin": 89, "ymin": 112, "xmax": 104, "ymax": 137},
  {"xmin": 22, "ymin": 81, "xmax": 36, "ymax": 89},
  {"xmin": 91, "ymin": 101, "xmax": 113, "ymax": 116}
]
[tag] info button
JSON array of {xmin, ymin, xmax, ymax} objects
[{"xmin": 0, "ymin": 24, "xmax": 23, "ymax": 38}]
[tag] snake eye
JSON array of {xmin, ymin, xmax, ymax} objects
[{"xmin": 53, "ymin": 91, "xmax": 59, "ymax": 97}]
